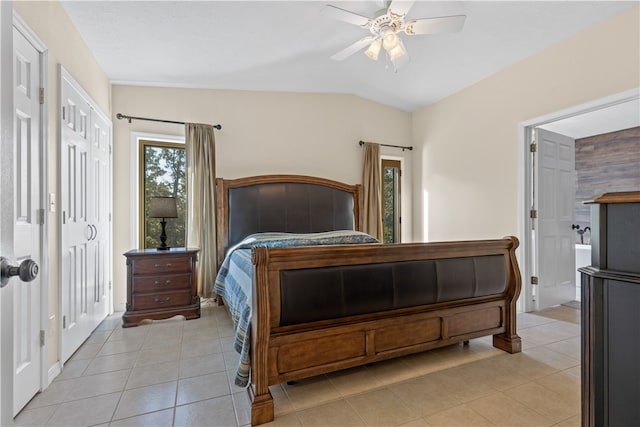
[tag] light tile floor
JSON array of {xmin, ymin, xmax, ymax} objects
[{"xmin": 15, "ymin": 302, "xmax": 581, "ymax": 427}]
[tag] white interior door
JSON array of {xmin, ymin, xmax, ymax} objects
[
  {"xmin": 535, "ymin": 128, "xmax": 576, "ymax": 310},
  {"xmin": 60, "ymin": 69, "xmax": 111, "ymax": 363},
  {"xmin": 0, "ymin": 3, "xmax": 13, "ymax": 424},
  {"xmin": 60, "ymin": 73, "xmax": 92, "ymax": 362},
  {"xmin": 12, "ymin": 25, "xmax": 43, "ymax": 416},
  {"xmin": 88, "ymin": 110, "xmax": 111, "ymax": 328}
]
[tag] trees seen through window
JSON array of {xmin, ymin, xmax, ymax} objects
[{"xmin": 140, "ymin": 140, "xmax": 186, "ymax": 249}]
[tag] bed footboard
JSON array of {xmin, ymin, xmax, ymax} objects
[{"xmin": 248, "ymin": 237, "xmax": 521, "ymax": 426}]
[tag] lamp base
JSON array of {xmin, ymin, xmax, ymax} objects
[{"xmin": 157, "ymin": 219, "xmax": 170, "ymax": 250}]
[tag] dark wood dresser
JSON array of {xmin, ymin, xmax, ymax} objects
[
  {"xmin": 579, "ymin": 192, "xmax": 640, "ymax": 426},
  {"xmin": 122, "ymin": 248, "xmax": 200, "ymax": 327}
]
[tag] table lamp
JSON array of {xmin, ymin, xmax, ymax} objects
[{"xmin": 148, "ymin": 196, "xmax": 178, "ymax": 250}]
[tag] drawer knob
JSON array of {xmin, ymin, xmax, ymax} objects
[{"xmin": 154, "ymin": 297, "xmax": 171, "ymax": 304}]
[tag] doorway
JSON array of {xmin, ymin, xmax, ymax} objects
[{"xmin": 520, "ymin": 89, "xmax": 640, "ymax": 312}]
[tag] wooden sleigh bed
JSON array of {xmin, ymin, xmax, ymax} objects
[{"xmin": 214, "ymin": 174, "xmax": 522, "ymax": 426}]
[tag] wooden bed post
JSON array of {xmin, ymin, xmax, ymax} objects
[
  {"xmin": 248, "ymin": 247, "xmax": 274, "ymax": 425},
  {"xmin": 492, "ymin": 236, "xmax": 522, "ymax": 354}
]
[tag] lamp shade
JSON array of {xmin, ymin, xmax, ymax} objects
[
  {"xmin": 388, "ymin": 40, "xmax": 406, "ymax": 61},
  {"xmin": 148, "ymin": 197, "xmax": 178, "ymax": 218},
  {"xmin": 382, "ymin": 30, "xmax": 400, "ymax": 51},
  {"xmin": 364, "ymin": 39, "xmax": 382, "ymax": 60}
]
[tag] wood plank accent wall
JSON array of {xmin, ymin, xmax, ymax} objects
[{"xmin": 575, "ymin": 126, "xmax": 640, "ymax": 242}]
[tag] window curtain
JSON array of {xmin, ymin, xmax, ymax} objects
[
  {"xmin": 185, "ymin": 123, "xmax": 217, "ymax": 298},
  {"xmin": 362, "ymin": 142, "xmax": 383, "ymax": 239}
]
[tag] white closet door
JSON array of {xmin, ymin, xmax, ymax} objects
[
  {"xmin": 88, "ymin": 109, "xmax": 111, "ymax": 327},
  {"xmin": 60, "ymin": 68, "xmax": 112, "ymax": 362}
]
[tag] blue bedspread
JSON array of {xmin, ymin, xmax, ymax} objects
[{"xmin": 213, "ymin": 230, "xmax": 378, "ymax": 387}]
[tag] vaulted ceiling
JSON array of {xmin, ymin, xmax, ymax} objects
[{"xmin": 61, "ymin": 1, "xmax": 636, "ymax": 112}]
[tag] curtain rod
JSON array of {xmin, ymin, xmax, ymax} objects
[
  {"xmin": 116, "ymin": 113, "xmax": 222, "ymax": 130},
  {"xmin": 359, "ymin": 140, "xmax": 413, "ymax": 151}
]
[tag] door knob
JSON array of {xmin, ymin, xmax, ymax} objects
[{"xmin": 0, "ymin": 257, "xmax": 39, "ymax": 288}]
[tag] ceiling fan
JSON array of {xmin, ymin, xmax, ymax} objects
[{"xmin": 323, "ymin": 0, "xmax": 466, "ymax": 70}]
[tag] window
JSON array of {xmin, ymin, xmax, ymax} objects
[
  {"xmin": 139, "ymin": 140, "xmax": 187, "ymax": 249},
  {"xmin": 382, "ymin": 159, "xmax": 401, "ymax": 243}
]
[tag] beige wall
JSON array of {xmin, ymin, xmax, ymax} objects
[
  {"xmin": 411, "ymin": 6, "xmax": 640, "ymax": 243},
  {"xmin": 112, "ymin": 86, "xmax": 413, "ymax": 306},
  {"xmin": 14, "ymin": 1, "xmax": 111, "ymax": 369}
]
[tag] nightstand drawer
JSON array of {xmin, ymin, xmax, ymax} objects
[
  {"xmin": 131, "ymin": 257, "xmax": 192, "ymax": 275},
  {"xmin": 132, "ymin": 290, "xmax": 193, "ymax": 311},
  {"xmin": 132, "ymin": 273, "xmax": 191, "ymax": 293}
]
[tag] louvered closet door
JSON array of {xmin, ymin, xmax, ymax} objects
[{"xmin": 60, "ymin": 68, "xmax": 112, "ymax": 363}]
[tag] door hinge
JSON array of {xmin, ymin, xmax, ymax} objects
[
  {"xmin": 62, "ymin": 211, "xmax": 66, "ymax": 224},
  {"xmin": 531, "ymin": 276, "xmax": 539, "ymax": 285},
  {"xmin": 40, "ymin": 330, "xmax": 45, "ymax": 347},
  {"xmin": 530, "ymin": 209, "xmax": 537, "ymax": 219},
  {"xmin": 39, "ymin": 88, "xmax": 45, "ymax": 105},
  {"xmin": 62, "ymin": 315, "xmax": 66, "ymax": 329},
  {"xmin": 530, "ymin": 143, "xmax": 537, "ymax": 153},
  {"xmin": 38, "ymin": 208, "xmax": 45, "ymax": 225}
]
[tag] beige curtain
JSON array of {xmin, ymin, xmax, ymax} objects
[
  {"xmin": 185, "ymin": 123, "xmax": 217, "ymax": 298},
  {"xmin": 362, "ymin": 142, "xmax": 383, "ymax": 240}
]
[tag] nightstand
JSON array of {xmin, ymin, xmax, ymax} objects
[{"xmin": 122, "ymin": 248, "xmax": 200, "ymax": 327}]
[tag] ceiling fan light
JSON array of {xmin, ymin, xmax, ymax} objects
[
  {"xmin": 382, "ymin": 29, "xmax": 400, "ymax": 51},
  {"xmin": 387, "ymin": 41, "xmax": 406, "ymax": 61},
  {"xmin": 364, "ymin": 39, "xmax": 382, "ymax": 60}
]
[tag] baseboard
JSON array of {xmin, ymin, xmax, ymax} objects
[{"xmin": 47, "ymin": 361, "xmax": 62, "ymax": 385}]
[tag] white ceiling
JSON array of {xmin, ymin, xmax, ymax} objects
[
  {"xmin": 61, "ymin": 1, "xmax": 636, "ymax": 112},
  {"xmin": 539, "ymin": 98, "xmax": 640, "ymax": 139}
]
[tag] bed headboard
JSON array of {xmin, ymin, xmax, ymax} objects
[{"xmin": 215, "ymin": 175, "xmax": 361, "ymax": 267}]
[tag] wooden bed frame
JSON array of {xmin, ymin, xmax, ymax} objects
[{"xmin": 215, "ymin": 175, "xmax": 522, "ymax": 426}]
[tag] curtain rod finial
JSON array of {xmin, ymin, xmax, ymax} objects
[{"xmin": 116, "ymin": 113, "xmax": 132, "ymax": 123}]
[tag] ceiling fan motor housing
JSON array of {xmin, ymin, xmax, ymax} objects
[{"xmin": 368, "ymin": 11, "xmax": 403, "ymax": 36}]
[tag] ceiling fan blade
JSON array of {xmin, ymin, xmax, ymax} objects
[
  {"xmin": 388, "ymin": 0, "xmax": 415, "ymax": 17},
  {"xmin": 322, "ymin": 5, "xmax": 371, "ymax": 27},
  {"xmin": 405, "ymin": 15, "xmax": 466, "ymax": 35},
  {"xmin": 331, "ymin": 36, "xmax": 376, "ymax": 60}
]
